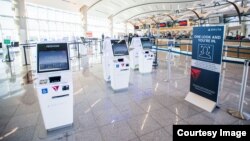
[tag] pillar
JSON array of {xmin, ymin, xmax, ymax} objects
[
  {"xmin": 242, "ymin": 0, "xmax": 248, "ymax": 7},
  {"xmin": 124, "ymin": 22, "xmax": 128, "ymax": 35},
  {"xmin": 13, "ymin": 0, "xmax": 29, "ymax": 65},
  {"xmin": 108, "ymin": 16, "xmax": 113, "ymax": 38},
  {"xmin": 13, "ymin": 0, "xmax": 28, "ymax": 44},
  {"xmin": 80, "ymin": 5, "xmax": 88, "ymax": 37},
  {"xmin": 240, "ymin": 22, "xmax": 246, "ymax": 36}
]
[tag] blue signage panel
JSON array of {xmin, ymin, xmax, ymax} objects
[
  {"xmin": 190, "ymin": 26, "xmax": 224, "ymax": 102},
  {"xmin": 192, "ymin": 26, "xmax": 224, "ymax": 64}
]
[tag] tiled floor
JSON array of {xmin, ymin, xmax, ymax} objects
[{"xmin": 0, "ymin": 47, "xmax": 249, "ymax": 141}]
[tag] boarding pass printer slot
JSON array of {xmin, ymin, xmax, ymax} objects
[
  {"xmin": 118, "ymin": 58, "xmax": 124, "ymax": 62},
  {"xmin": 49, "ymin": 76, "xmax": 61, "ymax": 83}
]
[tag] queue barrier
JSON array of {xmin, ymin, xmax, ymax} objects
[
  {"xmin": 153, "ymin": 44, "xmax": 250, "ymax": 120},
  {"xmin": 228, "ymin": 60, "xmax": 250, "ymax": 120}
]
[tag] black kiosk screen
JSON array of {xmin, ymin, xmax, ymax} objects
[
  {"xmin": 141, "ymin": 38, "xmax": 153, "ymax": 49},
  {"xmin": 37, "ymin": 43, "xmax": 69, "ymax": 73},
  {"xmin": 111, "ymin": 40, "xmax": 129, "ymax": 56}
]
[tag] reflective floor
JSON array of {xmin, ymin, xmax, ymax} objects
[{"xmin": 0, "ymin": 47, "xmax": 249, "ymax": 141}]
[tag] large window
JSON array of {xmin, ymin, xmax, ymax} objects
[
  {"xmin": 0, "ymin": 0, "xmax": 17, "ymax": 42},
  {"xmin": 88, "ymin": 16, "xmax": 110, "ymax": 38},
  {"xmin": 26, "ymin": 3, "xmax": 83, "ymax": 42},
  {"xmin": 0, "ymin": 0, "xmax": 13, "ymax": 16},
  {"xmin": 87, "ymin": 16, "xmax": 134, "ymax": 38},
  {"xmin": 114, "ymin": 22, "xmax": 126, "ymax": 38}
]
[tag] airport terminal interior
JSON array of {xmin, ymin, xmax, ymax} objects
[{"xmin": 0, "ymin": 0, "xmax": 250, "ymax": 141}]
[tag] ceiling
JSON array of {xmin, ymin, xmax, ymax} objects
[
  {"xmin": 26, "ymin": 0, "xmax": 249, "ymax": 24},
  {"xmin": 26, "ymin": 0, "xmax": 85, "ymax": 12},
  {"xmin": 25, "ymin": 0, "xmax": 202, "ymax": 18}
]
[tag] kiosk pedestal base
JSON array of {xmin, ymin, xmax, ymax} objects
[
  {"xmin": 139, "ymin": 50, "xmax": 154, "ymax": 74},
  {"xmin": 47, "ymin": 123, "xmax": 73, "ymax": 132},
  {"xmin": 185, "ymin": 92, "xmax": 216, "ymax": 112},
  {"xmin": 227, "ymin": 110, "xmax": 250, "ymax": 120},
  {"xmin": 129, "ymin": 53, "xmax": 139, "ymax": 70}
]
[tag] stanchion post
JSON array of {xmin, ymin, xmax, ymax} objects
[
  {"xmin": 153, "ymin": 38, "xmax": 158, "ymax": 67},
  {"xmin": 164, "ymin": 39, "xmax": 172, "ymax": 82},
  {"xmin": 77, "ymin": 42, "xmax": 80, "ymax": 58},
  {"xmin": 239, "ymin": 60, "xmax": 249, "ymax": 114},
  {"xmin": 7, "ymin": 45, "xmax": 12, "ymax": 62},
  {"xmin": 228, "ymin": 59, "xmax": 250, "ymax": 120},
  {"xmin": 167, "ymin": 48, "xmax": 171, "ymax": 81},
  {"xmin": 23, "ymin": 45, "xmax": 27, "ymax": 65}
]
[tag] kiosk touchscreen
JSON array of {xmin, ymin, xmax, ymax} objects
[
  {"xmin": 36, "ymin": 42, "xmax": 73, "ymax": 131},
  {"xmin": 139, "ymin": 38, "xmax": 154, "ymax": 73},
  {"xmin": 130, "ymin": 37, "xmax": 154, "ymax": 73},
  {"xmin": 102, "ymin": 39, "xmax": 130, "ymax": 90}
]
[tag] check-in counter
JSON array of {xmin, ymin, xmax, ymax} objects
[
  {"xmin": 156, "ymin": 38, "xmax": 170, "ymax": 61},
  {"xmin": 156, "ymin": 38, "xmax": 168, "ymax": 48},
  {"xmin": 224, "ymin": 40, "xmax": 240, "ymax": 58},
  {"xmin": 180, "ymin": 39, "xmax": 192, "ymax": 52},
  {"xmin": 224, "ymin": 40, "xmax": 250, "ymax": 59},
  {"xmin": 239, "ymin": 41, "xmax": 250, "ymax": 59}
]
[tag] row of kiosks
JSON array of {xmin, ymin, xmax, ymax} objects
[
  {"xmin": 36, "ymin": 42, "xmax": 73, "ymax": 131},
  {"xmin": 102, "ymin": 38, "xmax": 130, "ymax": 90},
  {"xmin": 129, "ymin": 37, "xmax": 154, "ymax": 73}
]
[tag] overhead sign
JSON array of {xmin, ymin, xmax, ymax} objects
[
  {"xmin": 86, "ymin": 31, "xmax": 93, "ymax": 37},
  {"xmin": 185, "ymin": 26, "xmax": 224, "ymax": 112},
  {"xmin": 208, "ymin": 16, "xmax": 221, "ymax": 24},
  {"xmin": 159, "ymin": 23, "xmax": 166, "ymax": 27},
  {"xmin": 178, "ymin": 20, "xmax": 188, "ymax": 26},
  {"xmin": 4, "ymin": 39, "xmax": 11, "ymax": 45}
]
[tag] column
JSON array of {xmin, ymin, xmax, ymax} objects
[
  {"xmin": 80, "ymin": 5, "xmax": 88, "ymax": 37},
  {"xmin": 13, "ymin": 0, "xmax": 28, "ymax": 44},
  {"xmin": 242, "ymin": 0, "xmax": 248, "ymax": 7},
  {"xmin": 124, "ymin": 22, "xmax": 128, "ymax": 35},
  {"xmin": 108, "ymin": 16, "xmax": 113, "ymax": 38},
  {"xmin": 13, "ymin": 0, "xmax": 29, "ymax": 65}
]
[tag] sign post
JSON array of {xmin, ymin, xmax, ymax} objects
[
  {"xmin": 3, "ymin": 38, "xmax": 13, "ymax": 62},
  {"xmin": 185, "ymin": 26, "xmax": 224, "ymax": 112}
]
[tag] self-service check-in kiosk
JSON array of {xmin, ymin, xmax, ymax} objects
[
  {"xmin": 102, "ymin": 39, "xmax": 130, "ymax": 90},
  {"xmin": 130, "ymin": 37, "xmax": 154, "ymax": 73},
  {"xmin": 102, "ymin": 38, "xmax": 113, "ymax": 82},
  {"xmin": 129, "ymin": 37, "xmax": 141, "ymax": 69},
  {"xmin": 138, "ymin": 38, "xmax": 154, "ymax": 73},
  {"xmin": 36, "ymin": 42, "xmax": 73, "ymax": 131}
]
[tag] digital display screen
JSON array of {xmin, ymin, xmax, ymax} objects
[
  {"xmin": 179, "ymin": 20, "xmax": 187, "ymax": 26},
  {"xmin": 111, "ymin": 40, "xmax": 129, "ymax": 56},
  {"xmin": 141, "ymin": 38, "xmax": 153, "ymax": 49},
  {"xmin": 159, "ymin": 23, "xmax": 166, "ymax": 27},
  {"xmin": 37, "ymin": 43, "xmax": 69, "ymax": 73}
]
